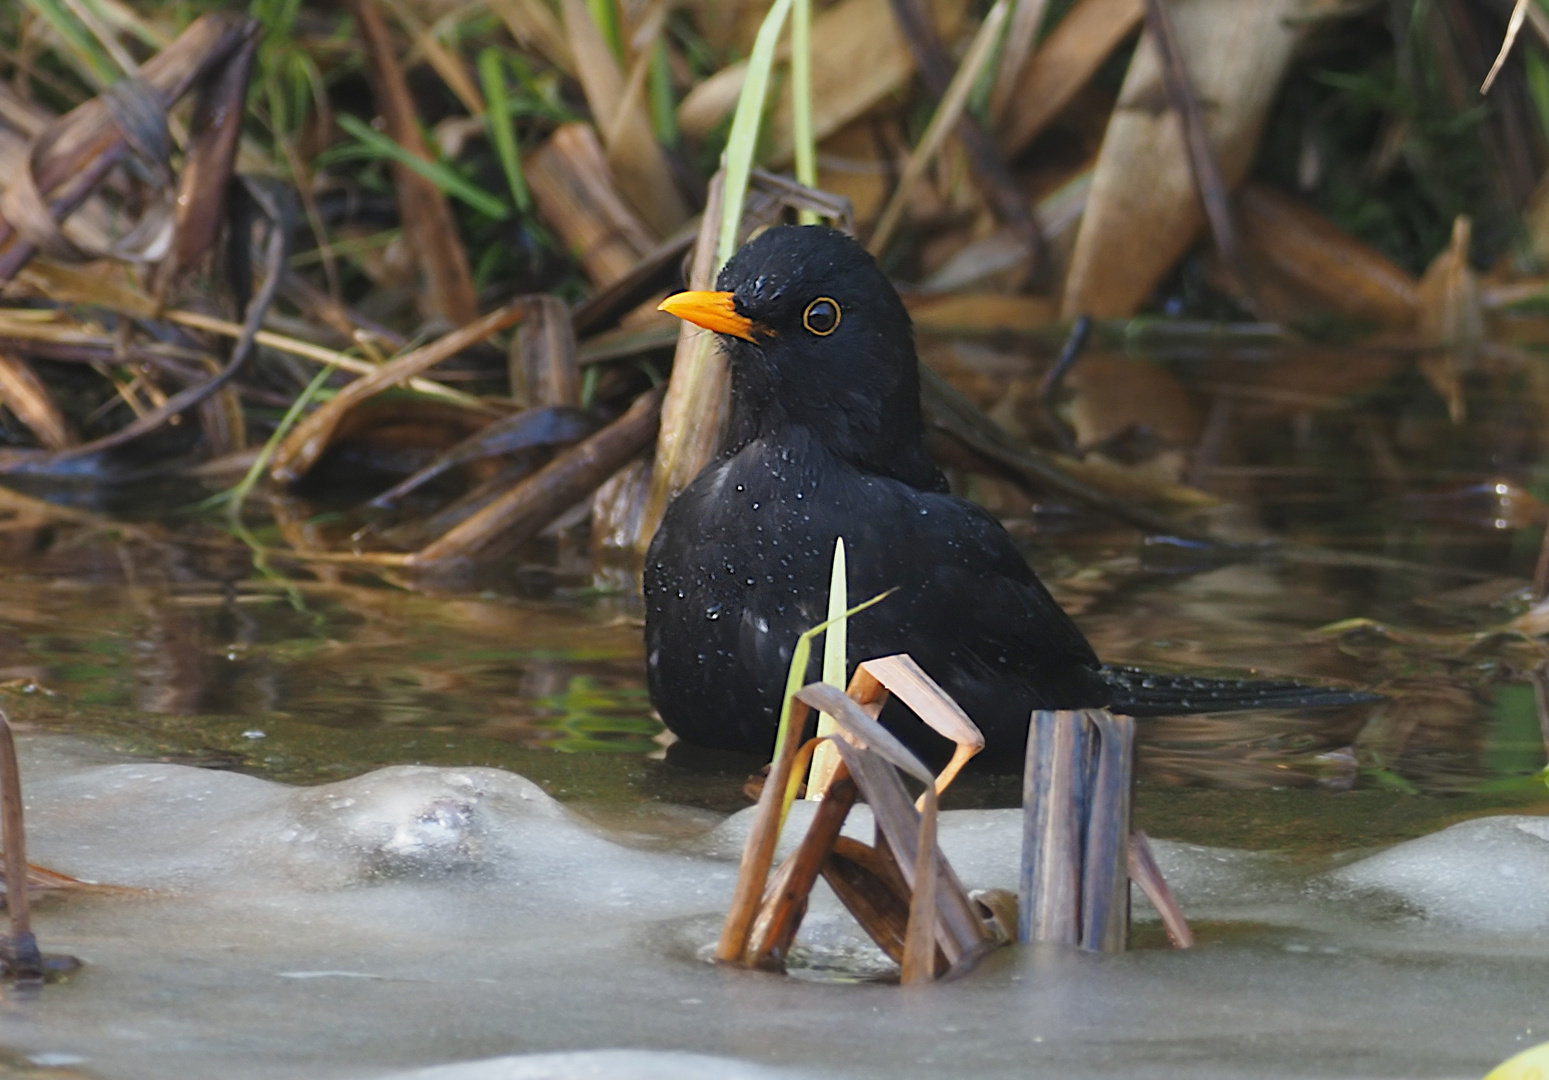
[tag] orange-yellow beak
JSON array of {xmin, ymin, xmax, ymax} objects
[{"xmin": 658, "ymin": 290, "xmax": 758, "ymax": 342}]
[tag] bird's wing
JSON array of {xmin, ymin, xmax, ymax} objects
[{"xmin": 850, "ymin": 486, "xmax": 1109, "ymax": 709}]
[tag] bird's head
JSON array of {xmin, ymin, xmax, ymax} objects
[{"xmin": 658, "ymin": 225, "xmax": 927, "ymax": 470}]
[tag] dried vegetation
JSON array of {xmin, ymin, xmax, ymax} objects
[{"xmin": 0, "ymin": 0, "xmax": 1545, "ymax": 588}]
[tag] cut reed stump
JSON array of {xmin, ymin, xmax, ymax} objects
[
  {"xmin": 0, "ymin": 710, "xmax": 81, "ymax": 981},
  {"xmin": 1020, "ymin": 708, "xmax": 1192, "ymax": 952}
]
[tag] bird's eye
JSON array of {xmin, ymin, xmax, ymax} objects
[{"xmin": 802, "ymin": 297, "xmax": 841, "ymax": 336}]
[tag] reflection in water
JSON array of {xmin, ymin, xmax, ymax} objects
[
  {"xmin": 0, "ymin": 521, "xmax": 1537, "ymax": 802},
  {"xmin": 0, "ymin": 344, "xmax": 1548, "ymax": 835}
]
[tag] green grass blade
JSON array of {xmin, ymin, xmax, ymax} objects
[
  {"xmin": 336, "ymin": 113, "xmax": 510, "ymax": 220},
  {"xmin": 717, "ymin": 0, "xmax": 795, "ymax": 269},
  {"xmin": 770, "ymin": 586, "xmax": 895, "ymax": 823},
  {"xmin": 20, "ymin": 0, "xmax": 117, "ymax": 87},
  {"xmin": 585, "ymin": 0, "xmax": 625, "ymax": 62},
  {"xmin": 649, "ymin": 38, "xmax": 679, "ymax": 148},
  {"xmin": 478, "ymin": 48, "xmax": 532, "ymax": 213},
  {"xmin": 805, "ymin": 536, "xmax": 847, "ymax": 799}
]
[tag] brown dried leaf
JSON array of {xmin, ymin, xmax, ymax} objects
[
  {"xmin": 1065, "ymin": 352, "xmax": 1202, "ymax": 450},
  {"xmin": 0, "ymin": 348, "xmax": 75, "ymax": 450},
  {"xmin": 997, "ymin": 0, "xmax": 1144, "ymax": 158},
  {"xmin": 485, "ymin": 0, "xmax": 576, "ymax": 75},
  {"xmin": 853, "ymin": 654, "xmax": 983, "ymax": 799},
  {"xmin": 677, "ymin": 0, "xmax": 969, "ymax": 166},
  {"xmin": 1237, "ymin": 185, "xmax": 1418, "ymax": 329}
]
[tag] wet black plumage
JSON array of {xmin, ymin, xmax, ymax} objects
[{"xmin": 643, "ymin": 225, "xmax": 1377, "ymax": 764}]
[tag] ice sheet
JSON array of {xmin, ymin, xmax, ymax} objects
[{"xmin": 3, "ymin": 736, "xmax": 1546, "ymax": 1080}]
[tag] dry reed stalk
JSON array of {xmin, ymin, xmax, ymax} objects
[
  {"xmin": 1141, "ymin": 0, "xmax": 1253, "ymax": 308},
  {"xmin": 511, "ymin": 295, "xmax": 581, "ymax": 408},
  {"xmin": 560, "ymin": 0, "xmax": 687, "ymax": 238},
  {"xmin": 886, "ymin": 0, "xmax": 1043, "ymax": 263},
  {"xmin": 1128, "ymin": 830, "xmax": 1193, "ymax": 948},
  {"xmin": 1020, "ymin": 709, "xmax": 1088, "ymax": 945},
  {"xmin": 527, "ymin": 123, "xmax": 657, "ymax": 287},
  {"xmin": 716, "ymin": 693, "xmax": 813, "ymax": 962},
  {"xmin": 632, "ymin": 171, "xmax": 728, "ymax": 560},
  {"xmin": 407, "ymin": 386, "xmax": 662, "ymax": 565},
  {"xmin": 806, "ymin": 686, "xmax": 995, "ymax": 983},
  {"xmin": 162, "ymin": 30, "xmax": 258, "ymax": 283},
  {"xmin": 868, "ymin": 0, "xmax": 1010, "ymax": 255},
  {"xmin": 745, "ymin": 767, "xmax": 860, "ymax": 969},
  {"xmin": 986, "ymin": 0, "xmax": 1051, "ymax": 123},
  {"xmin": 352, "ymin": 0, "xmax": 478, "ymax": 325},
  {"xmin": 269, "ymin": 298, "xmax": 528, "ymax": 484},
  {"xmin": 0, "ymin": 712, "xmax": 40, "ymax": 977},
  {"xmin": 1020, "ymin": 709, "xmax": 1155, "ymax": 954}
]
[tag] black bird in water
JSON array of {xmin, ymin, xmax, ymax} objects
[{"xmin": 644, "ymin": 225, "xmax": 1376, "ymax": 765}]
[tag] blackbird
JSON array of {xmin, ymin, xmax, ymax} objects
[{"xmin": 644, "ymin": 225, "xmax": 1377, "ymax": 765}]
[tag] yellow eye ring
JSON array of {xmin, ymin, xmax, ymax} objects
[{"xmin": 802, "ymin": 297, "xmax": 841, "ymax": 336}]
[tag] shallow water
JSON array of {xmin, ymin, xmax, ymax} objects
[{"xmin": 1, "ymin": 342, "xmax": 1549, "ymax": 1078}]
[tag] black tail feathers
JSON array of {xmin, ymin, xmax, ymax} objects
[{"xmin": 1099, "ymin": 665, "xmax": 1383, "ymax": 718}]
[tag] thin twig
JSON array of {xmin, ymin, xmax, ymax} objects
[
  {"xmin": 887, "ymin": 0, "xmax": 1047, "ymax": 273},
  {"xmin": 1141, "ymin": 0, "xmax": 1256, "ymax": 312},
  {"xmin": 1036, "ymin": 314, "xmax": 1091, "ymax": 456},
  {"xmin": 1481, "ymin": 0, "xmax": 1529, "ymax": 94}
]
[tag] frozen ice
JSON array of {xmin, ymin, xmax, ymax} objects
[
  {"xmin": 5, "ymin": 735, "xmax": 1549, "ymax": 1080},
  {"xmin": 1326, "ymin": 815, "xmax": 1549, "ymax": 932},
  {"xmin": 378, "ymin": 1049, "xmax": 823, "ymax": 1080},
  {"xmin": 696, "ymin": 803, "xmax": 1290, "ymax": 922}
]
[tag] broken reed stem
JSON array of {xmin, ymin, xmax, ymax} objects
[
  {"xmin": 0, "ymin": 13, "xmax": 260, "ymax": 281},
  {"xmin": 716, "ymin": 699, "xmax": 812, "ymax": 963},
  {"xmin": 1020, "ymin": 709, "xmax": 1088, "ymax": 945},
  {"xmin": 1020, "ymin": 708, "xmax": 1139, "ymax": 953},
  {"xmin": 1079, "ymin": 711, "xmax": 1133, "ymax": 952},
  {"xmin": 747, "ymin": 763, "xmax": 858, "ymax": 969},
  {"xmin": 0, "ymin": 711, "xmax": 41, "ymax": 977},
  {"xmin": 634, "ymin": 172, "xmax": 727, "ymax": 561}
]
